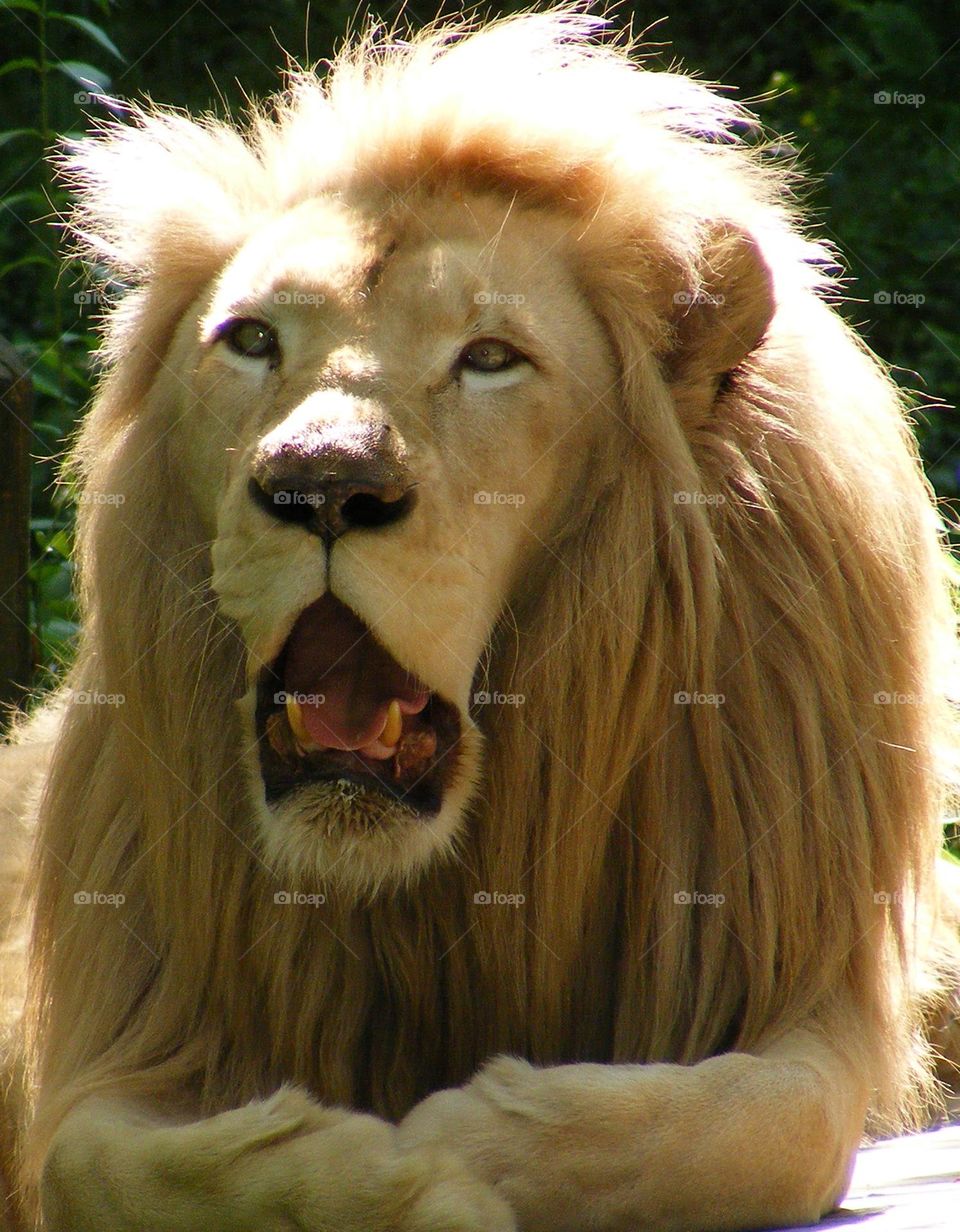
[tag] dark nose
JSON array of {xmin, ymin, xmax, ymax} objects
[{"xmin": 250, "ymin": 420, "xmax": 416, "ymax": 541}]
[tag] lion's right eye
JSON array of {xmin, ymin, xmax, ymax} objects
[
  {"xmin": 218, "ymin": 318, "xmax": 280, "ymax": 362},
  {"xmin": 458, "ymin": 338, "xmax": 522, "ymax": 374}
]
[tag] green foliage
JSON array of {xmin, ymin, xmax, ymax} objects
[
  {"xmin": 657, "ymin": 0, "xmax": 960, "ymax": 505},
  {"xmin": 0, "ymin": 0, "xmax": 122, "ymax": 682}
]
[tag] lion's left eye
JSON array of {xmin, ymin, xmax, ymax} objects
[
  {"xmin": 458, "ymin": 339, "xmax": 523, "ymax": 374},
  {"xmin": 218, "ymin": 318, "xmax": 280, "ymax": 362}
]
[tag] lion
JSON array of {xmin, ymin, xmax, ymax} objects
[{"xmin": 1, "ymin": 9, "xmax": 958, "ymax": 1231}]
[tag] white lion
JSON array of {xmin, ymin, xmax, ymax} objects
[{"xmin": 1, "ymin": 10, "xmax": 957, "ymax": 1232}]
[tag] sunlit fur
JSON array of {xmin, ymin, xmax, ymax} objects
[{"xmin": 16, "ymin": 7, "xmax": 955, "ymax": 1200}]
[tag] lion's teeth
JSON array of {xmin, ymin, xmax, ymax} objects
[
  {"xmin": 285, "ymin": 694, "xmax": 317, "ymax": 751},
  {"xmin": 266, "ymin": 711, "xmax": 296, "ymax": 760},
  {"xmin": 381, "ymin": 699, "xmax": 403, "ymax": 748}
]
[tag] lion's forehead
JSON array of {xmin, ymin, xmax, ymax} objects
[
  {"xmin": 210, "ymin": 197, "xmax": 383, "ymax": 311},
  {"xmin": 212, "ymin": 191, "xmax": 579, "ymax": 323}
]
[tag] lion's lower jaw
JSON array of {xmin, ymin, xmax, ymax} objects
[{"xmin": 254, "ymin": 750, "xmax": 481, "ymax": 898}]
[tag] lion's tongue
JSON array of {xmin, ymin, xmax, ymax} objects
[{"xmin": 282, "ymin": 594, "xmax": 429, "ymax": 753}]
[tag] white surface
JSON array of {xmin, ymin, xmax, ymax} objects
[{"xmin": 775, "ymin": 1125, "xmax": 960, "ymax": 1231}]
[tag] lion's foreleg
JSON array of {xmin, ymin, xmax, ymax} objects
[
  {"xmin": 38, "ymin": 1087, "xmax": 515, "ymax": 1232},
  {"xmin": 399, "ymin": 1027, "xmax": 869, "ymax": 1232}
]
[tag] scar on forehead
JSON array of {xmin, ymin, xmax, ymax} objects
[{"xmin": 362, "ymin": 238, "xmax": 399, "ymax": 294}]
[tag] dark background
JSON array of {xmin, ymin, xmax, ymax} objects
[{"xmin": 2, "ymin": 0, "xmax": 958, "ymax": 685}]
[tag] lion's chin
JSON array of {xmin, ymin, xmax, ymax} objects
[{"xmin": 255, "ymin": 775, "xmax": 471, "ymax": 897}]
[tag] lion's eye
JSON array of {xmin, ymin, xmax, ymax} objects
[
  {"xmin": 219, "ymin": 318, "xmax": 280, "ymax": 362},
  {"xmin": 458, "ymin": 339, "xmax": 522, "ymax": 374}
]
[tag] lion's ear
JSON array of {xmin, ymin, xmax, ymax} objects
[{"xmin": 664, "ymin": 225, "xmax": 775, "ymax": 417}]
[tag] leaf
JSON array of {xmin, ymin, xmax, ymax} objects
[
  {"xmin": 0, "ymin": 189, "xmax": 48, "ymax": 213},
  {"xmin": 49, "ymin": 13, "xmax": 124, "ymax": 64},
  {"xmin": 0, "ymin": 128, "xmax": 43, "ymax": 149},
  {"xmin": 0, "ymin": 1, "xmax": 41, "ymax": 13},
  {"xmin": 0, "ymin": 253, "xmax": 56, "ymax": 280},
  {"xmin": 862, "ymin": 2, "xmax": 939, "ymax": 76},
  {"xmin": 54, "ymin": 60, "xmax": 111, "ymax": 93},
  {"xmin": 30, "ymin": 373, "xmax": 82, "ymax": 405},
  {"xmin": 42, "ymin": 529, "xmax": 73, "ymax": 558},
  {"xmin": 39, "ymin": 566, "xmax": 73, "ymax": 602},
  {"xmin": 41, "ymin": 617, "xmax": 79, "ymax": 643},
  {"xmin": 0, "ymin": 57, "xmax": 42, "ymax": 78}
]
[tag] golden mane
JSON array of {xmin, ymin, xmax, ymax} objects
[{"xmin": 22, "ymin": 7, "xmax": 954, "ymax": 1185}]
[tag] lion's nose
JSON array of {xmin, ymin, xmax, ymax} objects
[{"xmin": 250, "ymin": 421, "xmax": 416, "ymax": 541}]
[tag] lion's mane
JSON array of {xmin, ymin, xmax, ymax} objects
[{"xmin": 23, "ymin": 8, "xmax": 954, "ymax": 1179}]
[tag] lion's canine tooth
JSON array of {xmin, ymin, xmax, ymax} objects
[
  {"xmin": 266, "ymin": 711, "xmax": 298, "ymax": 762},
  {"xmin": 381, "ymin": 699, "xmax": 403, "ymax": 748},
  {"xmin": 285, "ymin": 693, "xmax": 316, "ymax": 751}
]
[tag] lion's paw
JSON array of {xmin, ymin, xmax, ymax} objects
[
  {"xmin": 399, "ymin": 1148, "xmax": 516, "ymax": 1232},
  {"xmin": 43, "ymin": 1090, "xmax": 515, "ymax": 1232},
  {"xmin": 142, "ymin": 1084, "xmax": 348, "ymax": 1181},
  {"xmin": 268, "ymin": 1096, "xmax": 517, "ymax": 1232},
  {"xmin": 398, "ymin": 1062, "xmax": 536, "ymax": 1178}
]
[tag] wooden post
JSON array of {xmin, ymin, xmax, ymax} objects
[{"xmin": 0, "ymin": 336, "xmax": 34, "ymax": 716}]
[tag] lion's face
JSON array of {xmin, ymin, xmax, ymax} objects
[{"xmin": 164, "ymin": 190, "xmax": 617, "ymax": 890}]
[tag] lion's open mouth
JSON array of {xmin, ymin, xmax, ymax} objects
[{"xmin": 255, "ymin": 594, "xmax": 461, "ymax": 816}]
